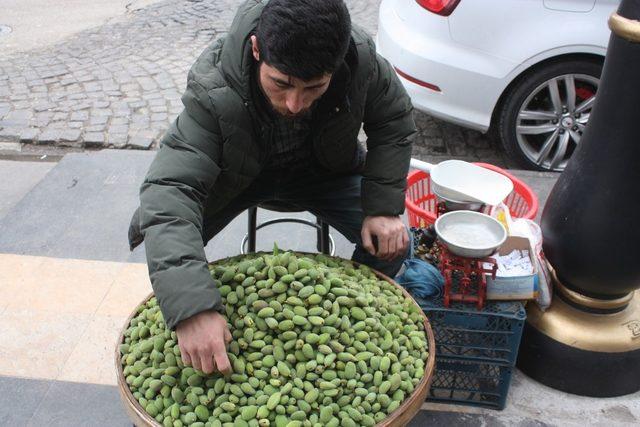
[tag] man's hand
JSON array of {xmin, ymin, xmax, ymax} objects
[
  {"xmin": 175, "ymin": 310, "xmax": 233, "ymax": 375},
  {"xmin": 361, "ymin": 216, "xmax": 409, "ymax": 262}
]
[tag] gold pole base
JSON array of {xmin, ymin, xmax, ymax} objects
[
  {"xmin": 549, "ymin": 264, "xmax": 634, "ymax": 312},
  {"xmin": 527, "ymin": 291, "xmax": 640, "ymax": 353},
  {"xmin": 517, "ymin": 292, "xmax": 640, "ymax": 396}
]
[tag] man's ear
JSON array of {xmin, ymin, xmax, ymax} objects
[{"xmin": 250, "ymin": 35, "xmax": 260, "ymax": 61}]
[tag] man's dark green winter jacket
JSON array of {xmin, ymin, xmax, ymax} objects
[{"xmin": 138, "ymin": 0, "xmax": 417, "ymax": 330}]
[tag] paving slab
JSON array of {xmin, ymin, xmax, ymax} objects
[
  {"xmin": 26, "ymin": 378, "xmax": 131, "ymax": 427},
  {"xmin": 0, "ymin": 150, "xmax": 153, "ymax": 262},
  {"xmin": 409, "ymin": 410, "xmax": 506, "ymax": 427},
  {"xmin": 0, "ymin": 159, "xmax": 55, "ymax": 220},
  {"xmin": 0, "ymin": 375, "xmax": 51, "ymax": 426}
]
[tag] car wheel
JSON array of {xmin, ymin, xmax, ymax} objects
[{"xmin": 497, "ymin": 59, "xmax": 602, "ymax": 171}]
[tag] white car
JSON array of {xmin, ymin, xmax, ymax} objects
[{"xmin": 377, "ymin": 0, "xmax": 619, "ymax": 171}]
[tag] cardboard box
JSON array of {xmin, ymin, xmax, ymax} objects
[{"xmin": 485, "ymin": 236, "xmax": 539, "ymax": 300}]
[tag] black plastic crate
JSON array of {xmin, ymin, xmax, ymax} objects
[
  {"xmin": 407, "ymin": 227, "xmax": 527, "ymax": 409},
  {"xmin": 428, "ymin": 357, "xmax": 513, "ymax": 410},
  {"xmin": 416, "ymin": 296, "xmax": 526, "ymax": 365}
]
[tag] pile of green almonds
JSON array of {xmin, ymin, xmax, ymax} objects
[{"xmin": 120, "ymin": 251, "xmax": 429, "ymax": 427}]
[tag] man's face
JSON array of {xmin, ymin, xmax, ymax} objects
[{"xmin": 251, "ymin": 35, "xmax": 332, "ymax": 118}]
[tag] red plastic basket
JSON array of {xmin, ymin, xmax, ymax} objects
[{"xmin": 405, "ymin": 162, "xmax": 539, "ymax": 227}]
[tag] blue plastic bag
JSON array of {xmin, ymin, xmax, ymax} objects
[{"xmin": 395, "ymin": 258, "xmax": 444, "ymax": 299}]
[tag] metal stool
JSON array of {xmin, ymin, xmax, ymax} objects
[{"xmin": 240, "ymin": 204, "xmax": 335, "ymax": 255}]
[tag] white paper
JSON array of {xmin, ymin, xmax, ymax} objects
[{"xmin": 484, "ymin": 249, "xmax": 533, "ymax": 277}]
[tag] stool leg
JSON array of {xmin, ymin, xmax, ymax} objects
[
  {"xmin": 247, "ymin": 207, "xmax": 257, "ymax": 253},
  {"xmin": 316, "ymin": 217, "xmax": 323, "ymax": 253},
  {"xmin": 320, "ymin": 219, "xmax": 330, "ymax": 255}
]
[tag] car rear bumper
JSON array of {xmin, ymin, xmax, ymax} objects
[{"xmin": 376, "ymin": 0, "xmax": 517, "ymax": 132}]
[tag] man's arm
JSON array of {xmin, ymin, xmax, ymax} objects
[
  {"xmin": 361, "ymin": 43, "xmax": 417, "ymax": 260},
  {"xmin": 139, "ymin": 85, "xmax": 231, "ymax": 374},
  {"xmin": 362, "ymin": 47, "xmax": 417, "ymax": 216},
  {"xmin": 140, "ymin": 109, "xmax": 222, "ymax": 331}
]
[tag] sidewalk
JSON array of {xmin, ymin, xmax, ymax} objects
[{"xmin": 1, "ymin": 150, "xmax": 638, "ymax": 426}]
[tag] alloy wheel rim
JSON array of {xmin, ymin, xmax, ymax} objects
[{"xmin": 515, "ymin": 73, "xmax": 599, "ymax": 171}]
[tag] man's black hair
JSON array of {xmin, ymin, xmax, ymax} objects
[{"xmin": 255, "ymin": 0, "xmax": 352, "ymax": 80}]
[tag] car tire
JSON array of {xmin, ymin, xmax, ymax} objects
[{"xmin": 496, "ymin": 59, "xmax": 602, "ymax": 171}]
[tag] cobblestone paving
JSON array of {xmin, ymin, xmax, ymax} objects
[{"xmin": 0, "ymin": 0, "xmax": 510, "ymax": 166}]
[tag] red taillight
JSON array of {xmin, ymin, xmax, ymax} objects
[{"xmin": 415, "ymin": 0, "xmax": 461, "ymax": 16}]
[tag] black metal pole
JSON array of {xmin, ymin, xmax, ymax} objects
[
  {"xmin": 540, "ymin": 0, "xmax": 640, "ymax": 298},
  {"xmin": 517, "ymin": 0, "xmax": 640, "ymax": 397}
]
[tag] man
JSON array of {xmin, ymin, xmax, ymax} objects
[{"xmin": 129, "ymin": 0, "xmax": 416, "ymax": 376}]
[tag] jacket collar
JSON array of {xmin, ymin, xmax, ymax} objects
[
  {"xmin": 219, "ymin": 0, "xmax": 265, "ymax": 101},
  {"xmin": 315, "ymin": 39, "xmax": 357, "ymax": 117}
]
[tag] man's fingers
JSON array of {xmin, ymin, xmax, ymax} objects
[
  {"xmin": 199, "ymin": 351, "xmax": 215, "ymax": 374},
  {"xmin": 224, "ymin": 327, "xmax": 232, "ymax": 344},
  {"xmin": 394, "ymin": 229, "xmax": 405, "ymax": 260},
  {"xmin": 402, "ymin": 227, "xmax": 410, "ymax": 253},
  {"xmin": 190, "ymin": 350, "xmax": 203, "ymax": 371},
  {"xmin": 213, "ymin": 344, "xmax": 232, "ymax": 376},
  {"xmin": 180, "ymin": 347, "xmax": 192, "ymax": 367},
  {"xmin": 362, "ymin": 217, "xmax": 409, "ymax": 261},
  {"xmin": 377, "ymin": 234, "xmax": 390, "ymax": 260},
  {"xmin": 387, "ymin": 235, "xmax": 397, "ymax": 261},
  {"xmin": 361, "ymin": 228, "xmax": 376, "ymax": 256}
]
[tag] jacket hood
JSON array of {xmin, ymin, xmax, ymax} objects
[{"xmin": 219, "ymin": 0, "xmax": 266, "ymax": 100}]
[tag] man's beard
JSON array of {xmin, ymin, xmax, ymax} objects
[{"xmin": 269, "ymin": 100, "xmax": 313, "ymax": 120}]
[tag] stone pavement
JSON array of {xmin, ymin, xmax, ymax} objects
[{"xmin": 0, "ymin": 0, "xmax": 511, "ymax": 166}]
